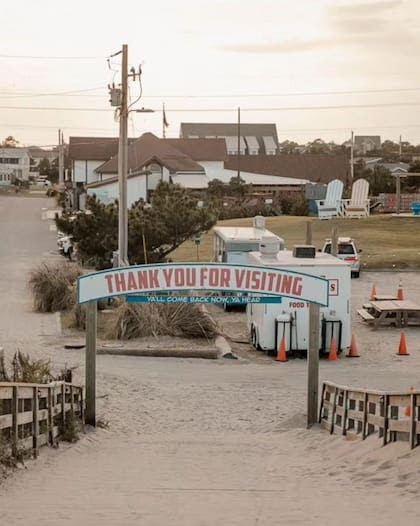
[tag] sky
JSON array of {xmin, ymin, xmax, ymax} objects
[{"xmin": 1, "ymin": 0, "xmax": 420, "ymax": 147}]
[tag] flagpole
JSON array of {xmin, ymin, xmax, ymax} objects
[{"xmin": 162, "ymin": 103, "xmax": 166, "ymax": 139}]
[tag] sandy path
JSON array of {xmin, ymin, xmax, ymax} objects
[{"xmin": 1, "ymin": 195, "xmax": 420, "ymax": 525}]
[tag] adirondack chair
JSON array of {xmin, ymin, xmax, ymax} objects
[
  {"xmin": 342, "ymin": 178, "xmax": 370, "ymax": 218},
  {"xmin": 316, "ymin": 179, "xmax": 344, "ymax": 219}
]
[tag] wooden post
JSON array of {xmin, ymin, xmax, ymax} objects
[
  {"xmin": 70, "ymin": 385, "xmax": 74, "ymax": 418},
  {"xmin": 362, "ymin": 392, "xmax": 368, "ymax": 440},
  {"xmin": 12, "ymin": 386, "xmax": 18, "ymax": 457},
  {"xmin": 331, "ymin": 226, "xmax": 338, "ymax": 257},
  {"xmin": 85, "ymin": 301, "xmax": 97, "ymax": 426},
  {"xmin": 47, "ymin": 386, "xmax": 53, "ymax": 446},
  {"xmin": 318, "ymin": 382, "xmax": 326, "ymax": 423},
  {"xmin": 342, "ymin": 389, "xmax": 349, "ymax": 436},
  {"xmin": 330, "ymin": 387, "xmax": 338, "ymax": 434},
  {"xmin": 61, "ymin": 383, "xmax": 66, "ymax": 431},
  {"xmin": 410, "ymin": 393, "xmax": 416, "ymax": 449},
  {"xmin": 307, "ymin": 303, "xmax": 320, "ymax": 427},
  {"xmin": 32, "ymin": 387, "xmax": 39, "ymax": 458},
  {"xmin": 305, "ymin": 221, "xmax": 312, "ymax": 245}
]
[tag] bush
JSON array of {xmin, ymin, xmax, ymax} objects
[
  {"xmin": 0, "ymin": 351, "xmax": 51, "ymax": 383},
  {"xmin": 60, "ymin": 415, "xmax": 81, "ymax": 443},
  {"xmin": 28, "ymin": 263, "xmax": 81, "ymax": 313},
  {"xmin": 110, "ymin": 302, "xmax": 218, "ymax": 340}
]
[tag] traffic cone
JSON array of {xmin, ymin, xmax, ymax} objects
[
  {"xmin": 397, "ymin": 279, "xmax": 404, "ymax": 300},
  {"xmin": 397, "ymin": 332, "xmax": 409, "ymax": 356},
  {"xmin": 328, "ymin": 337, "xmax": 338, "ymax": 361},
  {"xmin": 347, "ymin": 334, "xmax": 360, "ymax": 358},
  {"xmin": 276, "ymin": 336, "xmax": 288, "ymax": 362},
  {"xmin": 370, "ymin": 284, "xmax": 377, "ymax": 301}
]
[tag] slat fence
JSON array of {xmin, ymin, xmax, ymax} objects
[
  {"xmin": 320, "ymin": 381, "xmax": 420, "ymax": 449},
  {"xmin": 0, "ymin": 381, "xmax": 83, "ymax": 458}
]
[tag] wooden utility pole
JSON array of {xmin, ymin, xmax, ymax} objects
[
  {"xmin": 58, "ymin": 129, "xmax": 64, "ymax": 185},
  {"xmin": 118, "ymin": 44, "xmax": 129, "ymax": 266},
  {"xmin": 307, "ymin": 303, "xmax": 320, "ymax": 427},
  {"xmin": 85, "ymin": 301, "xmax": 97, "ymax": 426},
  {"xmin": 399, "ymin": 135, "xmax": 402, "ymax": 159},
  {"xmin": 350, "ymin": 130, "xmax": 354, "ymax": 181},
  {"xmin": 396, "ymin": 174, "xmax": 401, "ymax": 215},
  {"xmin": 237, "ymin": 107, "xmax": 241, "ymax": 180}
]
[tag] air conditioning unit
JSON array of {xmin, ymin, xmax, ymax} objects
[
  {"xmin": 293, "ymin": 245, "xmax": 316, "ymax": 259},
  {"xmin": 260, "ymin": 236, "xmax": 281, "ymax": 257}
]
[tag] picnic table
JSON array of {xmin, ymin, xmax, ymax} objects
[{"xmin": 358, "ymin": 300, "xmax": 420, "ymax": 328}]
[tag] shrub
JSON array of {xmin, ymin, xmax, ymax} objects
[
  {"xmin": 28, "ymin": 263, "xmax": 81, "ymax": 313},
  {"xmin": 110, "ymin": 302, "xmax": 218, "ymax": 340},
  {"xmin": 60, "ymin": 415, "xmax": 81, "ymax": 443}
]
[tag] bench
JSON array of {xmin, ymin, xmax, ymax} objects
[{"xmin": 357, "ymin": 308, "xmax": 375, "ymax": 322}]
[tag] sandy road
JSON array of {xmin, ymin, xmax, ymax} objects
[{"xmin": 1, "ymin": 195, "xmax": 420, "ymax": 525}]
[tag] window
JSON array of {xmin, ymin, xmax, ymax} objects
[
  {"xmin": 0, "ymin": 157, "xmax": 19, "ymax": 164},
  {"xmin": 324, "ymin": 243, "xmax": 355, "ymax": 255}
]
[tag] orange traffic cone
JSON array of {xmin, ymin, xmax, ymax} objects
[
  {"xmin": 397, "ymin": 279, "xmax": 404, "ymax": 300},
  {"xmin": 347, "ymin": 334, "xmax": 360, "ymax": 358},
  {"xmin": 276, "ymin": 336, "xmax": 288, "ymax": 362},
  {"xmin": 397, "ymin": 332, "xmax": 409, "ymax": 356},
  {"xmin": 328, "ymin": 337, "xmax": 338, "ymax": 361},
  {"xmin": 370, "ymin": 284, "xmax": 377, "ymax": 301}
]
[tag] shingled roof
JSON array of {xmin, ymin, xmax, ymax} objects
[
  {"xmin": 224, "ymin": 155, "xmax": 349, "ymax": 184},
  {"xmin": 96, "ymin": 133, "xmax": 205, "ymax": 174},
  {"xmin": 68, "ymin": 137, "xmax": 120, "ymax": 161},
  {"xmin": 164, "ymin": 138, "xmax": 227, "ymax": 161}
]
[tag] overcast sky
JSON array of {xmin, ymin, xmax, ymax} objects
[{"xmin": 1, "ymin": 0, "xmax": 420, "ymax": 147}]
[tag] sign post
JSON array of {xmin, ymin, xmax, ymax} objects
[
  {"xmin": 307, "ymin": 303, "xmax": 320, "ymax": 427},
  {"xmin": 85, "ymin": 301, "xmax": 97, "ymax": 426}
]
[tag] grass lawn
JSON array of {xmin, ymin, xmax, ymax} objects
[{"xmin": 171, "ymin": 215, "xmax": 420, "ymax": 270}]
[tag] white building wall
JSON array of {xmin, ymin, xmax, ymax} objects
[
  {"xmin": 73, "ymin": 160, "xmax": 104, "ymax": 184},
  {"xmin": 0, "ymin": 148, "xmax": 30, "ymax": 181},
  {"xmin": 87, "ymin": 175, "xmax": 148, "ymax": 207}
]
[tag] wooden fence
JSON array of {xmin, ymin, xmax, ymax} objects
[
  {"xmin": 0, "ymin": 381, "xmax": 83, "ymax": 458},
  {"xmin": 319, "ymin": 381, "xmax": 420, "ymax": 449}
]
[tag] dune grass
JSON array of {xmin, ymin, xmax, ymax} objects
[{"xmin": 171, "ymin": 215, "xmax": 420, "ymax": 270}]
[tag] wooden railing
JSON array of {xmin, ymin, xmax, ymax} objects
[
  {"xmin": 319, "ymin": 381, "xmax": 420, "ymax": 449},
  {"xmin": 0, "ymin": 381, "xmax": 83, "ymax": 458}
]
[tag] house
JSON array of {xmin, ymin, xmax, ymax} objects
[
  {"xmin": 85, "ymin": 133, "xmax": 310, "ymax": 205},
  {"xmin": 28, "ymin": 146, "xmax": 58, "ymax": 167},
  {"xmin": 0, "ymin": 148, "xmax": 30, "ymax": 184},
  {"xmin": 363, "ymin": 158, "xmax": 410, "ymax": 174},
  {"xmin": 354, "ymin": 136, "xmax": 381, "ymax": 155},
  {"xmin": 69, "ymin": 137, "xmax": 137, "ymax": 185},
  {"xmin": 180, "ymin": 123, "xmax": 279, "ymax": 155}
]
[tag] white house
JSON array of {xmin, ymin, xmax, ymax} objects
[{"xmin": 0, "ymin": 148, "xmax": 30, "ymax": 184}]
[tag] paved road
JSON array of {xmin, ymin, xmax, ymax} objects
[{"xmin": 1, "ymin": 195, "xmax": 420, "ymax": 526}]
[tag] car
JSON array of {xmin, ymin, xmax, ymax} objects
[{"xmin": 321, "ymin": 237, "xmax": 361, "ymax": 278}]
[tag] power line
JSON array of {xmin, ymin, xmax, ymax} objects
[
  {"xmin": 1, "ymin": 86, "xmax": 420, "ymax": 100},
  {"xmin": 0, "ymin": 54, "xmax": 104, "ymax": 60},
  {"xmin": 2, "ymin": 101, "xmax": 420, "ymax": 112}
]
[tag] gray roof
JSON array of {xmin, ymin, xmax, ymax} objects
[{"xmin": 180, "ymin": 122, "xmax": 279, "ymax": 154}]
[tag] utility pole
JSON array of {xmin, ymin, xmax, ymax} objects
[
  {"xmin": 399, "ymin": 135, "xmax": 402, "ymax": 159},
  {"xmin": 58, "ymin": 129, "xmax": 64, "ymax": 186},
  {"xmin": 237, "ymin": 107, "xmax": 241, "ymax": 180},
  {"xmin": 118, "ymin": 44, "xmax": 129, "ymax": 266},
  {"xmin": 350, "ymin": 130, "xmax": 354, "ymax": 181}
]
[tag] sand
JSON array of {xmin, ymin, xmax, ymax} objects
[{"xmin": 1, "ymin": 195, "xmax": 420, "ymax": 525}]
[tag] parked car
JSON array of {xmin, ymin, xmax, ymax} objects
[{"xmin": 321, "ymin": 237, "xmax": 361, "ymax": 278}]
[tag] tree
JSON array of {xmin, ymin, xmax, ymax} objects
[
  {"xmin": 228, "ymin": 176, "xmax": 249, "ymax": 198},
  {"xmin": 279, "ymin": 140, "xmax": 299, "ymax": 154},
  {"xmin": 56, "ymin": 182, "xmax": 217, "ymax": 269},
  {"xmin": 207, "ymin": 178, "xmax": 226, "ymax": 200},
  {"xmin": 1, "ymin": 136, "xmax": 18, "ymax": 148}
]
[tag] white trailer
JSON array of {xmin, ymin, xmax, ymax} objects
[
  {"xmin": 247, "ymin": 243, "xmax": 351, "ymax": 355},
  {"xmin": 213, "ymin": 216, "xmax": 284, "ymax": 265}
]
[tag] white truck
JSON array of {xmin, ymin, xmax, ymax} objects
[
  {"xmin": 247, "ymin": 241, "xmax": 351, "ymax": 355},
  {"xmin": 213, "ymin": 217, "xmax": 284, "ymax": 310}
]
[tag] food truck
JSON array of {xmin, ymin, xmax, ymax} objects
[{"xmin": 247, "ymin": 238, "xmax": 351, "ymax": 355}]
